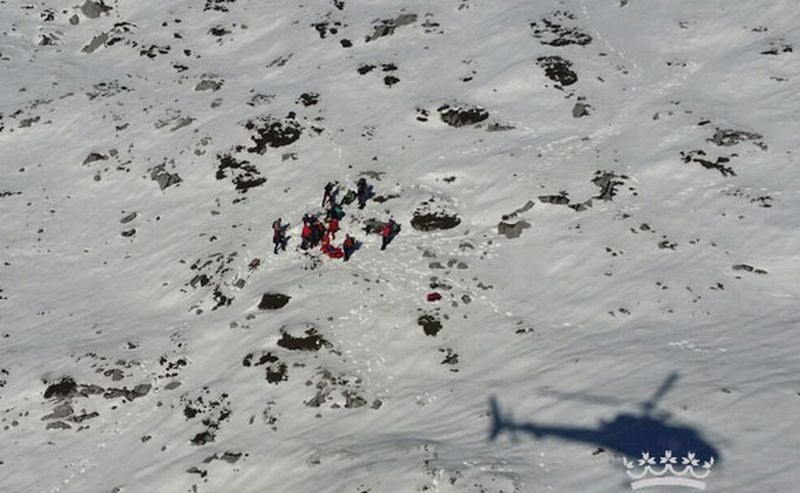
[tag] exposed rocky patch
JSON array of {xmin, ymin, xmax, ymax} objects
[
  {"xmin": 139, "ymin": 44, "xmax": 171, "ymax": 59},
  {"xmin": 680, "ymin": 150, "xmax": 737, "ymax": 177},
  {"xmin": 357, "ymin": 64, "xmax": 376, "ymax": 75},
  {"xmin": 761, "ymin": 39, "xmax": 793, "ymax": 55},
  {"xmin": 365, "ymin": 13, "xmax": 418, "ymax": 42},
  {"xmin": 181, "ymin": 389, "xmax": 232, "ymax": 446},
  {"xmin": 411, "ymin": 212, "xmax": 461, "ymax": 231},
  {"xmin": 732, "ymin": 264, "xmax": 768, "ymax": 275},
  {"xmin": 497, "ymin": 220, "xmax": 531, "ymax": 239},
  {"xmin": 82, "ymin": 22, "xmax": 138, "ymax": 53},
  {"xmin": 277, "ymin": 326, "xmax": 332, "ymax": 352},
  {"xmin": 437, "ymin": 103, "xmax": 489, "ymax": 127},
  {"xmin": 195, "ymin": 76, "xmax": 224, "ymax": 92},
  {"xmin": 312, "ymin": 20, "xmax": 344, "ymax": 39},
  {"xmin": 592, "ymin": 171, "xmax": 628, "ymax": 201},
  {"xmin": 707, "ymin": 128, "xmax": 767, "ymax": 150},
  {"xmin": 149, "ymin": 163, "xmax": 183, "ymax": 190},
  {"xmin": 304, "ymin": 368, "xmax": 378, "ymax": 410},
  {"xmin": 86, "ymin": 80, "xmax": 132, "ymax": 100},
  {"xmin": 185, "ymin": 251, "xmax": 238, "ymax": 311},
  {"xmin": 244, "ymin": 113, "xmax": 303, "ymax": 154},
  {"xmin": 215, "ymin": 154, "xmax": 266, "ymax": 193},
  {"xmin": 204, "ymin": 0, "xmax": 237, "ymax": 12},
  {"xmin": 242, "ymin": 352, "xmax": 288, "ymax": 384},
  {"xmin": 297, "ymin": 92, "xmax": 319, "ymax": 107},
  {"xmin": 43, "ymin": 377, "xmax": 79, "ymax": 400},
  {"xmin": 439, "ymin": 348, "xmax": 459, "ymax": 371},
  {"xmin": 81, "ymin": 0, "xmax": 112, "ymax": 18},
  {"xmin": 536, "ymin": 56, "xmax": 577, "ymax": 87},
  {"xmin": 572, "ymin": 101, "xmax": 591, "ymax": 118},
  {"xmin": 418, "ymin": 314, "xmax": 443, "ymax": 336},
  {"xmin": 82, "ymin": 152, "xmax": 108, "ymax": 165},
  {"xmin": 247, "ymin": 93, "xmax": 275, "ymax": 107},
  {"xmin": 501, "ymin": 200, "xmax": 535, "ymax": 221},
  {"xmin": 538, "ymin": 192, "xmax": 570, "ymax": 206},
  {"xmin": 530, "ymin": 11, "xmax": 592, "ymax": 46}
]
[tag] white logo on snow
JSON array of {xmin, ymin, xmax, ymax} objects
[{"xmin": 623, "ymin": 451, "xmax": 715, "ymax": 490}]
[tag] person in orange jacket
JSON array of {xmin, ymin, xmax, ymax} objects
[
  {"xmin": 301, "ymin": 220, "xmax": 312, "ymax": 250},
  {"xmin": 381, "ymin": 218, "xmax": 398, "ymax": 250}
]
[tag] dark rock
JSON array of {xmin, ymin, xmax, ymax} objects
[
  {"xmin": 220, "ymin": 451, "xmax": 242, "ymax": 463},
  {"xmin": 411, "ymin": 213, "xmax": 461, "ymax": 231},
  {"xmin": 591, "ymin": 171, "xmax": 626, "ymax": 201},
  {"xmin": 195, "ymin": 79, "xmax": 222, "ymax": 92},
  {"xmin": 732, "ymin": 264, "xmax": 767, "ymax": 274},
  {"xmin": 103, "ymin": 368, "xmax": 124, "ymax": 381},
  {"xmin": 418, "ymin": 315, "xmax": 442, "ymax": 336},
  {"xmin": 190, "ymin": 430, "xmax": 215, "ymax": 446},
  {"xmin": 150, "ymin": 165, "xmax": 182, "ymax": 190},
  {"xmin": 530, "ymin": 11, "xmax": 592, "ymax": 46},
  {"xmin": 265, "ymin": 362, "xmax": 288, "ymax": 384},
  {"xmin": 215, "ymin": 154, "xmax": 266, "ymax": 193},
  {"xmin": 572, "ymin": 102, "xmax": 591, "ymax": 118},
  {"xmin": 437, "ymin": 104, "xmax": 488, "ymax": 127},
  {"xmin": 680, "ymin": 150, "xmax": 736, "ymax": 177},
  {"xmin": 244, "ymin": 115, "xmax": 302, "ymax": 154},
  {"xmin": 258, "ymin": 293, "xmax": 291, "ymax": 310},
  {"xmin": 708, "ymin": 129, "xmax": 766, "ymax": 150},
  {"xmin": 297, "ymin": 92, "xmax": 319, "ymax": 106},
  {"xmin": 83, "ymin": 152, "xmax": 108, "ymax": 165},
  {"xmin": 277, "ymin": 327, "xmax": 331, "ymax": 351},
  {"xmin": 120, "ymin": 212, "xmax": 137, "ymax": 224},
  {"xmin": 44, "ymin": 377, "xmax": 77, "ymax": 399},
  {"xmin": 357, "ymin": 64, "xmax": 375, "ymax": 75},
  {"xmin": 539, "ymin": 194, "xmax": 570, "ymax": 205},
  {"xmin": 46, "ymin": 421, "xmax": 72, "ymax": 430},
  {"xmin": 537, "ymin": 56, "xmax": 577, "ymax": 86},
  {"xmin": 365, "ymin": 14, "xmax": 417, "ymax": 42},
  {"xmin": 82, "ymin": 32, "xmax": 109, "ymax": 53},
  {"xmin": 497, "ymin": 220, "xmax": 531, "ymax": 239},
  {"xmin": 81, "ymin": 0, "xmax": 112, "ymax": 19},
  {"xmin": 42, "ymin": 403, "xmax": 74, "ymax": 421}
]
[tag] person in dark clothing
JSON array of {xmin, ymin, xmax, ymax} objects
[
  {"xmin": 313, "ymin": 221, "xmax": 326, "ymax": 247},
  {"xmin": 381, "ymin": 218, "xmax": 398, "ymax": 250},
  {"xmin": 272, "ymin": 218, "xmax": 288, "ymax": 254},
  {"xmin": 343, "ymin": 234, "xmax": 356, "ymax": 261},
  {"xmin": 322, "ymin": 182, "xmax": 339, "ymax": 208},
  {"xmin": 356, "ymin": 178, "xmax": 369, "ymax": 209}
]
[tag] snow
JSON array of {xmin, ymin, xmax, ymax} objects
[{"xmin": 1, "ymin": 0, "xmax": 799, "ymax": 492}]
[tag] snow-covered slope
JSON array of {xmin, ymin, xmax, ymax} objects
[{"xmin": 1, "ymin": 0, "xmax": 799, "ymax": 491}]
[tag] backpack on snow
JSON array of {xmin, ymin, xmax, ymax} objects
[{"xmin": 341, "ymin": 190, "xmax": 356, "ymax": 205}]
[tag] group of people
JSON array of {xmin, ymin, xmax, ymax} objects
[{"xmin": 271, "ymin": 177, "xmax": 399, "ymax": 262}]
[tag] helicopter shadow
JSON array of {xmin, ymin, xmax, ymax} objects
[{"xmin": 488, "ymin": 372, "xmax": 721, "ymax": 462}]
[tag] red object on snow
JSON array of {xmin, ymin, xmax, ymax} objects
[{"xmin": 427, "ymin": 292, "xmax": 442, "ymax": 302}]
